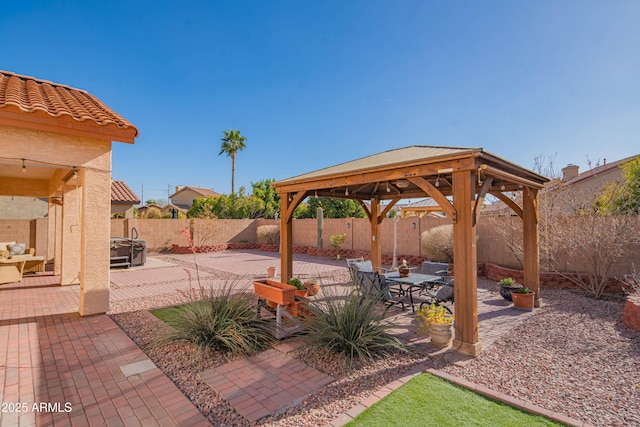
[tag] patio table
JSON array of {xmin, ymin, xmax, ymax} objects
[{"xmin": 383, "ymin": 272, "xmax": 441, "ymax": 312}]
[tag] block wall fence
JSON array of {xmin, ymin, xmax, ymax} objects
[{"xmin": 1, "ymin": 216, "xmax": 638, "ymax": 277}]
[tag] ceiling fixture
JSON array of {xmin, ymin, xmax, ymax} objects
[
  {"xmin": 345, "ymin": 187, "xmax": 349, "ymax": 196},
  {"xmin": 21, "ymin": 159, "xmax": 26, "ymax": 173},
  {"xmin": 500, "ymin": 183, "xmax": 506, "ymax": 191},
  {"xmin": 386, "ymin": 183, "xmax": 391, "ymax": 192},
  {"xmin": 395, "ymin": 180, "xmax": 409, "ymax": 189}
]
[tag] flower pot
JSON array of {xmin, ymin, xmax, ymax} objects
[
  {"xmin": 266, "ymin": 266, "xmax": 277, "ymax": 278},
  {"xmin": 304, "ymin": 281, "xmax": 320, "ymax": 297},
  {"xmin": 399, "ymin": 268, "xmax": 410, "ymax": 278},
  {"xmin": 499, "ymin": 284, "xmax": 521, "ymax": 301},
  {"xmin": 253, "ymin": 279, "xmax": 296, "ymax": 306},
  {"xmin": 511, "ymin": 291, "xmax": 535, "ymax": 311},
  {"xmin": 428, "ymin": 323, "xmax": 453, "ymax": 347},
  {"xmin": 295, "ymin": 289, "xmax": 308, "ymax": 298}
]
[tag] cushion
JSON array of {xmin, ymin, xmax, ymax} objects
[
  {"xmin": 8, "ymin": 243, "xmax": 26, "ymax": 256},
  {"xmin": 0, "ymin": 241, "xmax": 16, "ymax": 252},
  {"xmin": 352, "ymin": 260, "xmax": 373, "ymax": 272}
]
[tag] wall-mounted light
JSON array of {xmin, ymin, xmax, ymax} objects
[
  {"xmin": 412, "ymin": 223, "xmax": 416, "ymax": 229},
  {"xmin": 21, "ymin": 159, "xmax": 26, "ymax": 173},
  {"xmin": 347, "ymin": 222, "xmax": 351, "ymax": 228},
  {"xmin": 62, "ymin": 167, "xmax": 79, "ymax": 183}
]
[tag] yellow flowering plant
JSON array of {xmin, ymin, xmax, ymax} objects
[{"xmin": 416, "ymin": 303, "xmax": 454, "ymax": 334}]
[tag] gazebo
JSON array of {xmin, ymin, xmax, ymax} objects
[{"xmin": 272, "ymin": 146, "xmax": 549, "ymax": 356}]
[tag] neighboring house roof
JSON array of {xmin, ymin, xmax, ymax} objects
[
  {"xmin": 563, "ymin": 155, "xmax": 639, "ymax": 186},
  {"xmin": 138, "ymin": 204, "xmax": 162, "ymax": 211},
  {"xmin": 169, "ymin": 186, "xmax": 221, "ymax": 199},
  {"xmin": 0, "ymin": 70, "xmax": 138, "ymax": 143},
  {"xmin": 162, "ymin": 203, "xmax": 188, "ymax": 214},
  {"xmin": 111, "ymin": 180, "xmax": 140, "ymax": 204},
  {"xmin": 403, "ymin": 198, "xmax": 440, "ymax": 209}
]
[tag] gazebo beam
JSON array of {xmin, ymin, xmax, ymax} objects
[
  {"xmin": 490, "ymin": 191, "xmax": 523, "ymax": 219},
  {"xmin": 408, "ymin": 177, "xmax": 457, "ymax": 222}
]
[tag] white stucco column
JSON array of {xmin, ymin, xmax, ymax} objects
[{"xmin": 79, "ymin": 167, "xmax": 111, "ymax": 315}]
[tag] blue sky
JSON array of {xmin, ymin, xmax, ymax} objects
[{"xmin": 4, "ymin": 1, "xmax": 639, "ymax": 202}]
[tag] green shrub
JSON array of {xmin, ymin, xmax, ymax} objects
[
  {"xmin": 302, "ymin": 289, "xmax": 405, "ymax": 366},
  {"xmin": 156, "ymin": 283, "xmax": 274, "ymax": 356},
  {"xmin": 256, "ymin": 225, "xmax": 280, "ymax": 245},
  {"xmin": 420, "ymin": 225, "xmax": 453, "ymax": 262}
]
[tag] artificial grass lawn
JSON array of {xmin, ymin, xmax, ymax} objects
[
  {"xmin": 149, "ymin": 304, "xmax": 188, "ymax": 325},
  {"xmin": 347, "ymin": 373, "xmax": 564, "ymax": 427}
]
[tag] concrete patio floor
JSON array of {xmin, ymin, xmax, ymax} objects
[{"xmin": 1, "ymin": 251, "xmax": 537, "ymax": 426}]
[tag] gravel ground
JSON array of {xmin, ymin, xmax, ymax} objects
[{"xmin": 109, "ymin": 261, "xmax": 640, "ymax": 427}]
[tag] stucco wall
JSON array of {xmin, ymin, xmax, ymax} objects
[{"xmin": 10, "ymin": 215, "xmax": 640, "ymax": 277}]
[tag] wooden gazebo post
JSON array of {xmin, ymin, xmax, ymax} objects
[
  {"xmin": 522, "ymin": 188, "xmax": 541, "ymax": 307},
  {"xmin": 452, "ymin": 170, "xmax": 481, "ymax": 356}
]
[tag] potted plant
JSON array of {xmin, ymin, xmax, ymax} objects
[
  {"xmin": 288, "ymin": 278, "xmax": 308, "ymax": 298},
  {"xmin": 398, "ymin": 259, "xmax": 410, "ymax": 278},
  {"xmin": 303, "ymin": 279, "xmax": 320, "ymax": 297},
  {"xmin": 498, "ymin": 277, "xmax": 521, "ymax": 301},
  {"xmin": 416, "ymin": 303, "xmax": 454, "ymax": 347},
  {"xmin": 511, "ymin": 287, "xmax": 535, "ymax": 311}
]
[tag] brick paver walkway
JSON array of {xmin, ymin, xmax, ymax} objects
[
  {"xmin": 201, "ymin": 347, "xmax": 334, "ymax": 422},
  {"xmin": 0, "ymin": 273, "xmax": 210, "ymax": 427}
]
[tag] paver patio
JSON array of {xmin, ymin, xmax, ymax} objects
[{"xmin": 1, "ymin": 251, "xmax": 536, "ymax": 425}]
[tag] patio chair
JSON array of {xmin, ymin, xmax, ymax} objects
[
  {"xmin": 346, "ymin": 257, "xmax": 365, "ymax": 284},
  {"xmin": 355, "ymin": 270, "xmax": 406, "ymax": 312},
  {"xmin": 419, "ymin": 281, "xmax": 454, "ymax": 314}
]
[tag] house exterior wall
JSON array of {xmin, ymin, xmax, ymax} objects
[
  {"xmin": 0, "ymin": 196, "xmax": 48, "ymax": 218},
  {"xmin": 171, "ymin": 189, "xmax": 208, "ymax": 209}
]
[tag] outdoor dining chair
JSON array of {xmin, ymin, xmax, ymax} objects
[{"xmin": 354, "ymin": 270, "xmax": 406, "ymax": 312}]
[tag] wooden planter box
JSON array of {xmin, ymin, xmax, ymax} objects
[{"xmin": 253, "ymin": 279, "xmax": 296, "ymax": 306}]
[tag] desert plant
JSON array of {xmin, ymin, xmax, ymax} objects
[
  {"xmin": 287, "ymin": 278, "xmax": 305, "ymax": 290},
  {"xmin": 420, "ymin": 225, "xmax": 453, "ymax": 262},
  {"xmin": 498, "ymin": 277, "xmax": 517, "ymax": 286},
  {"xmin": 157, "ymin": 282, "xmax": 274, "ymax": 356},
  {"xmin": 256, "ymin": 225, "xmax": 280, "ymax": 245},
  {"xmin": 329, "ymin": 233, "xmax": 347, "ymax": 249},
  {"xmin": 301, "ymin": 289, "xmax": 405, "ymax": 366}
]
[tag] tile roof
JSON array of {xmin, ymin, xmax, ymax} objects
[
  {"xmin": 111, "ymin": 180, "xmax": 140, "ymax": 204},
  {"xmin": 170, "ymin": 186, "xmax": 221, "ymax": 198},
  {"xmin": 0, "ymin": 70, "xmax": 138, "ymax": 142}
]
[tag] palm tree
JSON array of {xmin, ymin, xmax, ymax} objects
[{"xmin": 219, "ymin": 129, "xmax": 247, "ymax": 194}]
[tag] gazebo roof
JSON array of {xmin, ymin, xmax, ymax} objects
[{"xmin": 274, "ymin": 145, "xmax": 548, "ymax": 200}]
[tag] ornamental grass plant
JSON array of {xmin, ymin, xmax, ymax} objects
[
  {"xmin": 153, "ymin": 281, "xmax": 274, "ymax": 357},
  {"xmin": 301, "ymin": 287, "xmax": 406, "ymax": 367}
]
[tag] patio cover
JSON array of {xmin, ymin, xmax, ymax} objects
[{"xmin": 273, "ymin": 145, "xmax": 549, "ymax": 356}]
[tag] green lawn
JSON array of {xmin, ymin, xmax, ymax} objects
[
  {"xmin": 149, "ymin": 304, "xmax": 188, "ymax": 325},
  {"xmin": 347, "ymin": 373, "xmax": 565, "ymax": 427}
]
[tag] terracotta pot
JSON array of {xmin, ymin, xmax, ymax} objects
[
  {"xmin": 399, "ymin": 268, "xmax": 410, "ymax": 278},
  {"xmin": 511, "ymin": 291, "xmax": 535, "ymax": 311},
  {"xmin": 295, "ymin": 289, "xmax": 308, "ymax": 298},
  {"xmin": 266, "ymin": 266, "xmax": 277, "ymax": 278},
  {"xmin": 305, "ymin": 281, "xmax": 320, "ymax": 296},
  {"xmin": 253, "ymin": 279, "xmax": 296, "ymax": 306},
  {"xmin": 428, "ymin": 323, "xmax": 453, "ymax": 347}
]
